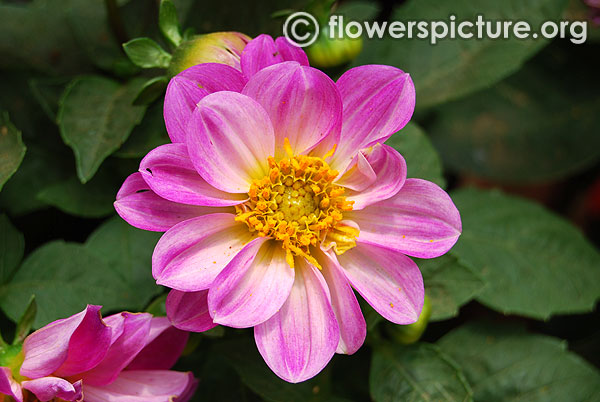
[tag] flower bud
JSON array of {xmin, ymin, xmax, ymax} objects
[
  {"xmin": 386, "ymin": 295, "xmax": 432, "ymax": 345},
  {"xmin": 168, "ymin": 31, "xmax": 251, "ymax": 76},
  {"xmin": 306, "ymin": 25, "xmax": 363, "ymax": 69}
]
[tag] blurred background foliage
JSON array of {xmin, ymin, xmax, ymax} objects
[{"xmin": 0, "ymin": 0, "xmax": 599, "ymax": 400}]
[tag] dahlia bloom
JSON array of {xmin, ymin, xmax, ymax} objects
[
  {"xmin": 0, "ymin": 305, "xmax": 195, "ymax": 401},
  {"xmin": 115, "ymin": 35, "xmax": 461, "ymax": 383}
]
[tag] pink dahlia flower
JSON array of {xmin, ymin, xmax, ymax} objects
[
  {"xmin": 0, "ymin": 305, "xmax": 195, "ymax": 401},
  {"xmin": 115, "ymin": 35, "xmax": 461, "ymax": 383}
]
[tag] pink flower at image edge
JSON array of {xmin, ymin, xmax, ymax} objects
[{"xmin": 0, "ymin": 305, "xmax": 195, "ymax": 402}]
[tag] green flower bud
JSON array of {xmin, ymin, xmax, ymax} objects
[
  {"xmin": 168, "ymin": 31, "xmax": 251, "ymax": 76},
  {"xmin": 387, "ymin": 295, "xmax": 432, "ymax": 345},
  {"xmin": 306, "ymin": 25, "xmax": 363, "ymax": 69}
]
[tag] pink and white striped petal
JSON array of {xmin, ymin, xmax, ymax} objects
[
  {"xmin": 243, "ymin": 62, "xmax": 342, "ymax": 159},
  {"xmin": 22, "ymin": 378, "xmax": 82, "ymax": 402},
  {"xmin": 332, "ymin": 65, "xmax": 415, "ymax": 170},
  {"xmin": 114, "ymin": 173, "xmax": 220, "ymax": 232},
  {"xmin": 166, "ymin": 289, "xmax": 217, "ymax": 333},
  {"xmin": 84, "ymin": 370, "xmax": 197, "ymax": 402},
  {"xmin": 254, "ymin": 259, "xmax": 339, "ymax": 383},
  {"xmin": 21, "ymin": 305, "xmax": 110, "ymax": 379},
  {"xmin": 208, "ymin": 238, "xmax": 294, "ymax": 328},
  {"xmin": 153, "ymin": 213, "xmax": 255, "ymax": 291},
  {"xmin": 126, "ymin": 317, "xmax": 189, "ymax": 371},
  {"xmin": 316, "ymin": 249, "xmax": 366, "ymax": 355},
  {"xmin": 347, "ymin": 179, "xmax": 462, "ymax": 258},
  {"xmin": 240, "ymin": 34, "xmax": 309, "ymax": 79},
  {"xmin": 337, "ymin": 243, "xmax": 424, "ymax": 325},
  {"xmin": 79, "ymin": 313, "xmax": 152, "ymax": 386},
  {"xmin": 343, "ymin": 144, "xmax": 407, "ymax": 210},
  {"xmin": 164, "ymin": 63, "xmax": 246, "ymax": 143},
  {"xmin": 187, "ymin": 92, "xmax": 275, "ymax": 193},
  {"xmin": 0, "ymin": 367, "xmax": 23, "ymax": 402},
  {"xmin": 140, "ymin": 143, "xmax": 247, "ymax": 206}
]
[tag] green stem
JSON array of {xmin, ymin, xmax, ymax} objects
[{"xmin": 105, "ymin": 0, "xmax": 129, "ymax": 46}]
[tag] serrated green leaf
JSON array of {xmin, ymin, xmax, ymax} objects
[
  {"xmin": 123, "ymin": 37, "xmax": 172, "ymax": 69},
  {"xmin": 451, "ymin": 188, "xmax": 600, "ymax": 319},
  {"xmin": 354, "ymin": 0, "xmax": 568, "ymax": 109},
  {"xmin": 37, "ymin": 166, "xmax": 121, "ymax": 218},
  {"xmin": 115, "ymin": 101, "xmax": 170, "ymax": 158},
  {"xmin": 428, "ymin": 51, "xmax": 600, "ymax": 183},
  {"xmin": 370, "ymin": 342, "xmax": 473, "ymax": 402},
  {"xmin": 386, "ymin": 122, "xmax": 446, "ymax": 188},
  {"xmin": 0, "ymin": 112, "xmax": 26, "ymax": 191},
  {"xmin": 159, "ymin": 0, "xmax": 183, "ymax": 47},
  {"xmin": 13, "ymin": 295, "xmax": 36, "ymax": 345},
  {"xmin": 58, "ymin": 76, "xmax": 147, "ymax": 183},
  {"xmin": 0, "ymin": 215, "xmax": 24, "ymax": 286},
  {"xmin": 439, "ymin": 321, "xmax": 600, "ymax": 401},
  {"xmin": 85, "ymin": 216, "xmax": 162, "ymax": 309},
  {"xmin": 418, "ymin": 255, "xmax": 486, "ymax": 322},
  {"xmin": 133, "ymin": 76, "xmax": 168, "ymax": 106},
  {"xmin": 0, "ymin": 241, "xmax": 134, "ymax": 328}
]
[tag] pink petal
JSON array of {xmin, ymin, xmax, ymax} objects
[
  {"xmin": 243, "ymin": 62, "xmax": 342, "ymax": 159},
  {"xmin": 334, "ymin": 151, "xmax": 376, "ymax": 192},
  {"xmin": 126, "ymin": 317, "xmax": 189, "ymax": 371},
  {"xmin": 21, "ymin": 305, "xmax": 110, "ymax": 379},
  {"xmin": 347, "ymin": 179, "xmax": 462, "ymax": 258},
  {"xmin": 139, "ymin": 143, "xmax": 247, "ymax": 206},
  {"xmin": 186, "ymin": 91, "xmax": 275, "ymax": 193},
  {"xmin": 0, "ymin": 367, "xmax": 23, "ymax": 402},
  {"xmin": 332, "ymin": 65, "xmax": 416, "ymax": 170},
  {"xmin": 342, "ymin": 144, "xmax": 407, "ymax": 210},
  {"xmin": 240, "ymin": 34, "xmax": 309, "ymax": 79},
  {"xmin": 166, "ymin": 289, "xmax": 217, "ymax": 333},
  {"xmin": 22, "ymin": 377, "xmax": 82, "ymax": 402},
  {"xmin": 79, "ymin": 313, "xmax": 152, "ymax": 386},
  {"xmin": 208, "ymin": 238, "xmax": 294, "ymax": 328},
  {"xmin": 152, "ymin": 213, "xmax": 255, "ymax": 291},
  {"xmin": 164, "ymin": 63, "xmax": 246, "ymax": 143},
  {"xmin": 83, "ymin": 370, "xmax": 196, "ymax": 402},
  {"xmin": 316, "ymin": 249, "xmax": 366, "ymax": 355},
  {"xmin": 254, "ymin": 259, "xmax": 339, "ymax": 383},
  {"xmin": 114, "ymin": 173, "xmax": 219, "ymax": 232},
  {"xmin": 337, "ymin": 243, "xmax": 424, "ymax": 324}
]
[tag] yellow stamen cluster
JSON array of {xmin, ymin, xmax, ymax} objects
[{"xmin": 235, "ymin": 152, "xmax": 356, "ymax": 268}]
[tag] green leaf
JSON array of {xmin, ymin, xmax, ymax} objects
[
  {"xmin": 58, "ymin": 76, "xmax": 147, "ymax": 183},
  {"xmin": 418, "ymin": 255, "xmax": 485, "ymax": 322},
  {"xmin": 385, "ymin": 122, "xmax": 445, "ymax": 188},
  {"xmin": 28, "ymin": 77, "xmax": 70, "ymax": 122},
  {"xmin": 439, "ymin": 321, "xmax": 600, "ymax": 401},
  {"xmin": 133, "ymin": 76, "xmax": 168, "ymax": 106},
  {"xmin": 123, "ymin": 38, "xmax": 172, "ymax": 69},
  {"xmin": 145, "ymin": 293, "xmax": 167, "ymax": 317},
  {"xmin": 0, "ymin": 215, "xmax": 24, "ymax": 285},
  {"xmin": 159, "ymin": 0, "xmax": 183, "ymax": 47},
  {"xmin": 0, "ymin": 241, "xmax": 133, "ymax": 328},
  {"xmin": 115, "ymin": 101, "xmax": 170, "ymax": 158},
  {"xmin": 428, "ymin": 50, "xmax": 600, "ymax": 183},
  {"xmin": 451, "ymin": 188, "xmax": 600, "ymax": 319},
  {"xmin": 0, "ymin": 112, "xmax": 26, "ymax": 191},
  {"xmin": 37, "ymin": 166, "xmax": 121, "ymax": 218},
  {"xmin": 370, "ymin": 342, "xmax": 473, "ymax": 402},
  {"xmin": 13, "ymin": 295, "xmax": 36, "ymax": 345},
  {"xmin": 85, "ymin": 216, "xmax": 163, "ymax": 309},
  {"xmin": 354, "ymin": 0, "xmax": 568, "ymax": 109}
]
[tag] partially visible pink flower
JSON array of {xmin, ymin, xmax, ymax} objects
[
  {"xmin": 0, "ymin": 305, "xmax": 195, "ymax": 402},
  {"xmin": 115, "ymin": 34, "xmax": 461, "ymax": 383},
  {"xmin": 585, "ymin": 0, "xmax": 600, "ymax": 24}
]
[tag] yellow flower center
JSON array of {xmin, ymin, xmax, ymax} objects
[{"xmin": 235, "ymin": 143, "xmax": 358, "ymax": 268}]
